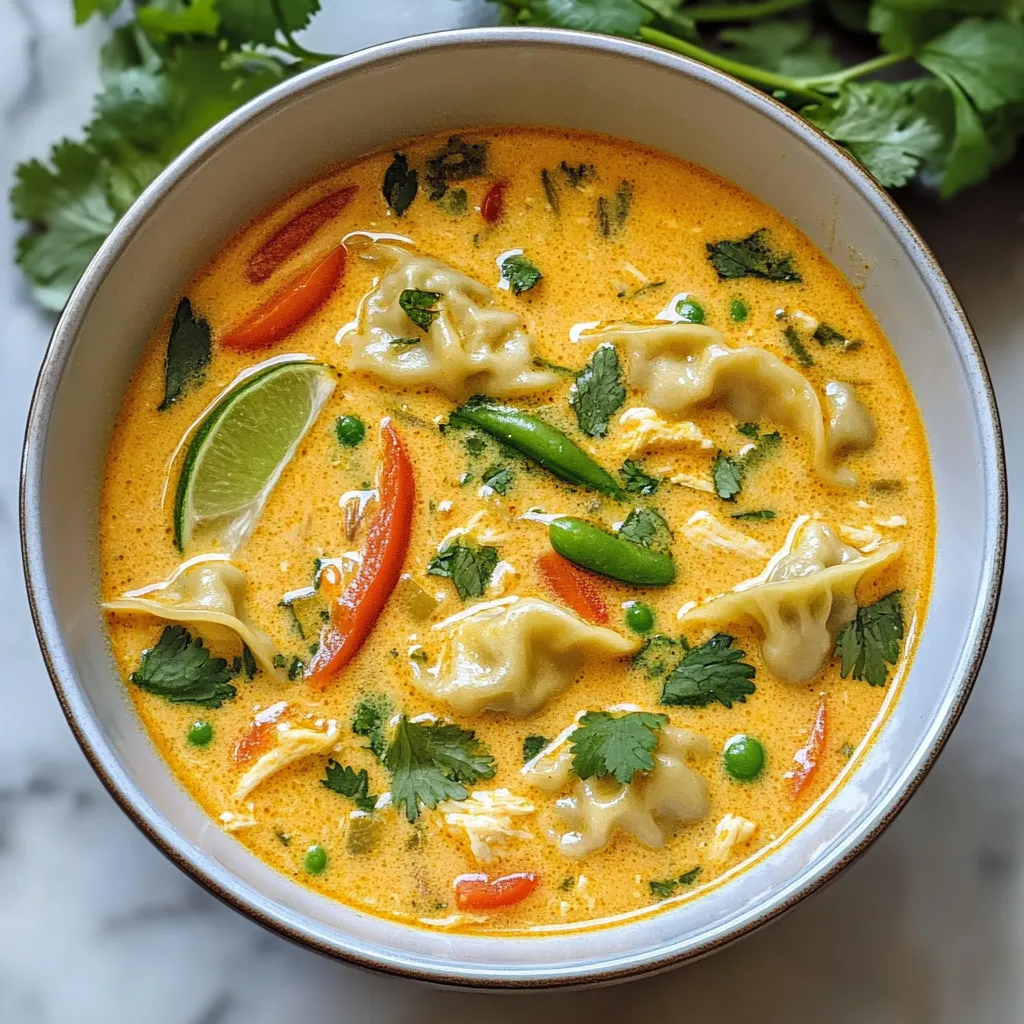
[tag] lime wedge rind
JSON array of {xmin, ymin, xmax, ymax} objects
[{"xmin": 173, "ymin": 360, "xmax": 335, "ymax": 553}]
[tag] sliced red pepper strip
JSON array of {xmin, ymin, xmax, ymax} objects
[
  {"xmin": 480, "ymin": 180, "xmax": 508, "ymax": 225},
  {"xmin": 787, "ymin": 698, "xmax": 828, "ymax": 797},
  {"xmin": 454, "ymin": 872, "xmax": 539, "ymax": 911},
  {"xmin": 222, "ymin": 245, "xmax": 346, "ymax": 352},
  {"xmin": 233, "ymin": 701, "xmax": 289, "ymax": 764},
  {"xmin": 246, "ymin": 184, "xmax": 358, "ymax": 284},
  {"xmin": 307, "ymin": 420, "xmax": 414, "ymax": 685},
  {"xmin": 537, "ymin": 551, "xmax": 609, "ymax": 624}
]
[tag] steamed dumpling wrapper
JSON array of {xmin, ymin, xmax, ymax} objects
[
  {"xmin": 522, "ymin": 719, "xmax": 711, "ymax": 858},
  {"xmin": 680, "ymin": 518, "xmax": 902, "ymax": 682},
  {"xmin": 103, "ymin": 555, "xmax": 283, "ymax": 677},
  {"xmin": 419, "ymin": 596, "xmax": 641, "ymax": 716},
  {"xmin": 587, "ymin": 322, "xmax": 875, "ymax": 487},
  {"xmin": 342, "ymin": 240, "xmax": 557, "ymax": 399}
]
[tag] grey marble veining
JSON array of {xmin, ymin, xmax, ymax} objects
[{"xmin": 0, "ymin": 1, "xmax": 1022, "ymax": 1020}]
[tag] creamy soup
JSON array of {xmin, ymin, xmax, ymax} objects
[{"xmin": 100, "ymin": 127, "xmax": 934, "ymax": 934}]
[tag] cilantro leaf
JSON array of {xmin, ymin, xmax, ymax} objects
[
  {"xmin": 620, "ymin": 459, "xmax": 661, "ymax": 496},
  {"xmin": 507, "ymin": 0, "xmax": 651, "ymax": 35},
  {"xmin": 382, "ymin": 152, "xmax": 418, "ymax": 216},
  {"xmin": 649, "ymin": 865, "xmax": 701, "ymax": 899},
  {"xmin": 561, "ymin": 160, "xmax": 597, "ymax": 186},
  {"xmin": 570, "ymin": 710, "xmax": 668, "ymax": 785},
  {"xmin": 130, "ymin": 625, "xmax": 237, "ymax": 708},
  {"xmin": 661, "ymin": 633, "xmax": 756, "ymax": 709},
  {"xmin": 632, "ymin": 633, "xmax": 687, "ymax": 679},
  {"xmin": 596, "ymin": 180, "xmax": 633, "ymax": 238},
  {"xmin": 571, "ymin": 343, "xmax": 626, "ymax": 437},
  {"xmin": 399, "ymin": 289, "xmax": 441, "ymax": 331},
  {"xmin": 719, "ymin": 21, "xmax": 842, "ymax": 79},
  {"xmin": 814, "ymin": 322, "xmax": 863, "ymax": 351},
  {"xmin": 427, "ymin": 543, "xmax": 499, "ymax": 600},
  {"xmin": 352, "ymin": 693, "xmax": 392, "ymax": 759},
  {"xmin": 731, "ymin": 509, "xmax": 776, "ymax": 521},
  {"xmin": 713, "ymin": 452, "xmax": 744, "ymax": 501},
  {"xmin": 385, "ymin": 718, "xmax": 496, "ymax": 822},
  {"xmin": 713, "ymin": 426, "xmax": 781, "ymax": 500},
  {"xmin": 501, "ymin": 254, "xmax": 543, "ymax": 295},
  {"xmin": 804, "ymin": 81, "xmax": 946, "ymax": 189},
  {"xmin": 241, "ymin": 644, "xmax": 257, "ymax": 680},
  {"xmin": 424, "ymin": 136, "xmax": 487, "ymax": 200},
  {"xmin": 619, "ymin": 507, "xmax": 672, "ymax": 552},
  {"xmin": 75, "ymin": 0, "xmax": 121, "ymax": 23},
  {"xmin": 322, "ymin": 761, "xmax": 377, "ymax": 812},
  {"xmin": 835, "ymin": 591, "xmax": 904, "ymax": 687},
  {"xmin": 783, "ymin": 325, "xmax": 814, "ymax": 367},
  {"xmin": 706, "ymin": 229, "xmax": 801, "ymax": 283},
  {"xmin": 159, "ymin": 297, "xmax": 211, "ymax": 411},
  {"xmin": 137, "ymin": 0, "xmax": 219, "ymax": 39},
  {"xmin": 481, "ymin": 465, "xmax": 514, "ymax": 495},
  {"xmin": 216, "ymin": 0, "xmax": 321, "ymax": 46},
  {"xmin": 522, "ymin": 735, "xmax": 550, "ymax": 762}
]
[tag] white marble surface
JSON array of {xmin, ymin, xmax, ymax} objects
[{"xmin": 1, "ymin": 1, "xmax": 1023, "ymax": 1019}]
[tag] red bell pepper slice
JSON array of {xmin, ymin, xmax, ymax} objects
[
  {"xmin": 788, "ymin": 698, "xmax": 828, "ymax": 797},
  {"xmin": 480, "ymin": 180, "xmax": 508, "ymax": 224},
  {"xmin": 222, "ymin": 245, "xmax": 346, "ymax": 351},
  {"xmin": 233, "ymin": 701, "xmax": 289, "ymax": 764},
  {"xmin": 454, "ymin": 872, "xmax": 539, "ymax": 911},
  {"xmin": 307, "ymin": 420, "xmax": 414, "ymax": 685},
  {"xmin": 537, "ymin": 551, "xmax": 609, "ymax": 624}
]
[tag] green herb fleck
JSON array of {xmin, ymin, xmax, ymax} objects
[
  {"xmin": 501, "ymin": 253, "xmax": 543, "ymax": 295},
  {"xmin": 596, "ymin": 180, "xmax": 632, "ymax": 238},
  {"xmin": 522, "ymin": 735, "xmax": 550, "ymax": 763},
  {"xmin": 159, "ymin": 297, "xmax": 211, "ymax": 411},
  {"xmin": 731, "ymin": 509, "xmax": 777, "ymax": 521},
  {"xmin": 382, "ymin": 152, "xmax": 418, "ymax": 216},
  {"xmin": 784, "ymin": 325, "xmax": 814, "ymax": 367},
  {"xmin": 399, "ymin": 289, "xmax": 441, "ymax": 331},
  {"xmin": 713, "ymin": 452, "xmax": 745, "ymax": 501},
  {"xmin": 322, "ymin": 760, "xmax": 377, "ymax": 812},
  {"xmin": 814, "ymin": 322, "xmax": 863, "ymax": 351},
  {"xmin": 561, "ymin": 161, "xmax": 596, "ymax": 187},
  {"xmin": 353, "ymin": 693, "xmax": 392, "ymax": 760},
  {"xmin": 633, "ymin": 634, "xmax": 688, "ymax": 680},
  {"xmin": 619, "ymin": 507, "xmax": 672, "ymax": 553},
  {"xmin": 707, "ymin": 229, "xmax": 801, "ymax": 282},
  {"xmin": 427, "ymin": 543, "xmax": 499, "ymax": 600},
  {"xmin": 620, "ymin": 459, "xmax": 660, "ymax": 496},
  {"xmin": 540, "ymin": 168, "xmax": 560, "ymax": 213},
  {"xmin": 482, "ymin": 465, "xmax": 514, "ymax": 495},
  {"xmin": 424, "ymin": 135, "xmax": 487, "ymax": 200},
  {"xmin": 571, "ymin": 343, "xmax": 626, "ymax": 438}
]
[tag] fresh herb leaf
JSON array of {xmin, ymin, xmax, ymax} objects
[
  {"xmin": 678, "ymin": 865, "xmax": 701, "ymax": 886},
  {"xmin": 501, "ymin": 253, "xmax": 543, "ymax": 295},
  {"xmin": 507, "ymin": 0, "xmax": 651, "ymax": 35},
  {"xmin": 731, "ymin": 509, "xmax": 776, "ymax": 521},
  {"xmin": 279, "ymin": 601, "xmax": 305, "ymax": 640},
  {"xmin": 719, "ymin": 20, "xmax": 841, "ymax": 79},
  {"xmin": 522, "ymin": 735, "xmax": 550, "ymax": 763},
  {"xmin": 739, "ymin": 427, "xmax": 782, "ymax": 472},
  {"xmin": 439, "ymin": 187, "xmax": 468, "ymax": 215},
  {"xmin": 399, "ymin": 289, "xmax": 441, "ymax": 331},
  {"xmin": 661, "ymin": 633, "xmax": 756, "ymax": 709},
  {"xmin": 287, "ymin": 656, "xmax": 305, "ymax": 681},
  {"xmin": 784, "ymin": 325, "xmax": 815, "ymax": 367},
  {"xmin": 533, "ymin": 357, "xmax": 575, "ymax": 377},
  {"xmin": 840, "ymin": 742, "xmax": 855, "ymax": 759},
  {"xmin": 558, "ymin": 875, "xmax": 576, "ymax": 891},
  {"xmin": 241, "ymin": 644, "xmax": 257, "ymax": 680},
  {"xmin": 216, "ymin": 0, "xmax": 321, "ymax": 46},
  {"xmin": 620, "ymin": 459, "xmax": 661, "ymax": 496},
  {"xmin": 385, "ymin": 717, "xmax": 496, "ymax": 822},
  {"xmin": 382, "ymin": 152, "xmax": 418, "ymax": 216},
  {"xmin": 389, "ymin": 336, "xmax": 421, "ymax": 347},
  {"xmin": 427, "ymin": 543, "xmax": 499, "ymax": 600},
  {"xmin": 272, "ymin": 653, "xmax": 286, "ymax": 669},
  {"xmin": 619, "ymin": 507, "xmax": 672, "ymax": 553},
  {"xmin": 424, "ymin": 135, "xmax": 487, "ymax": 200},
  {"xmin": 464, "ymin": 433, "xmax": 488, "ymax": 456},
  {"xmin": 561, "ymin": 160, "xmax": 597, "ymax": 187},
  {"xmin": 159, "ymin": 297, "xmax": 211, "ymax": 411},
  {"xmin": 322, "ymin": 760, "xmax": 377, "ymax": 812},
  {"xmin": 835, "ymin": 590, "xmax": 904, "ymax": 687},
  {"xmin": 130, "ymin": 625, "xmax": 237, "ymax": 708},
  {"xmin": 649, "ymin": 865, "xmax": 701, "ymax": 899},
  {"xmin": 706, "ymin": 229, "xmax": 801, "ymax": 283},
  {"xmin": 353, "ymin": 693, "xmax": 392, "ymax": 759},
  {"xmin": 713, "ymin": 452, "xmax": 745, "ymax": 501},
  {"xmin": 633, "ymin": 633, "xmax": 687, "ymax": 680},
  {"xmin": 571, "ymin": 343, "xmax": 626, "ymax": 437},
  {"xmin": 540, "ymin": 167, "xmax": 561, "ymax": 213},
  {"xmin": 481, "ymin": 465, "xmax": 514, "ymax": 495},
  {"xmin": 736, "ymin": 421, "xmax": 761, "ymax": 440},
  {"xmin": 596, "ymin": 180, "xmax": 633, "ymax": 238},
  {"xmin": 570, "ymin": 710, "xmax": 668, "ymax": 785},
  {"xmin": 814, "ymin": 322, "xmax": 863, "ymax": 350}
]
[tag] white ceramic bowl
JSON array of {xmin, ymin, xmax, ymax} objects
[{"xmin": 21, "ymin": 28, "xmax": 1005, "ymax": 988}]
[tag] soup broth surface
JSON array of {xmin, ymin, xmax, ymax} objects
[{"xmin": 100, "ymin": 127, "xmax": 934, "ymax": 934}]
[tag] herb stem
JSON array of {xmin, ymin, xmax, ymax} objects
[
  {"xmin": 271, "ymin": 0, "xmax": 339, "ymax": 65},
  {"xmin": 639, "ymin": 27, "xmax": 828, "ymax": 102},
  {"xmin": 686, "ymin": 0, "xmax": 812, "ymax": 22},
  {"xmin": 800, "ymin": 51, "xmax": 912, "ymax": 90}
]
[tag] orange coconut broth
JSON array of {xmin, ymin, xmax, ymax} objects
[{"xmin": 99, "ymin": 127, "xmax": 933, "ymax": 934}]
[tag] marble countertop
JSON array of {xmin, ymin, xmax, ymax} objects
[{"xmin": 1, "ymin": 1, "xmax": 1022, "ymax": 1019}]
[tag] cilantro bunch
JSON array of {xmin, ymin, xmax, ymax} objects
[{"xmin": 11, "ymin": 0, "xmax": 1024, "ymax": 313}]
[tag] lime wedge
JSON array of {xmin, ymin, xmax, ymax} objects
[{"xmin": 174, "ymin": 360, "xmax": 335, "ymax": 552}]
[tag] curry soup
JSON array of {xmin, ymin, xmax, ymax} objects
[{"xmin": 100, "ymin": 127, "xmax": 934, "ymax": 934}]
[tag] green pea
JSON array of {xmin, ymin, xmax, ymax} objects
[
  {"xmin": 187, "ymin": 720, "xmax": 213, "ymax": 747},
  {"xmin": 304, "ymin": 844, "xmax": 328, "ymax": 874},
  {"xmin": 625, "ymin": 602, "xmax": 655, "ymax": 634},
  {"xmin": 676, "ymin": 298, "xmax": 705, "ymax": 324},
  {"xmin": 723, "ymin": 735, "xmax": 765, "ymax": 781},
  {"xmin": 729, "ymin": 298, "xmax": 748, "ymax": 323},
  {"xmin": 335, "ymin": 415, "xmax": 365, "ymax": 448}
]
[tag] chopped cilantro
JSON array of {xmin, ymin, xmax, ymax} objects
[
  {"xmin": 714, "ymin": 425, "xmax": 782, "ymax": 500},
  {"xmin": 424, "ymin": 135, "xmax": 487, "ymax": 200},
  {"xmin": 736, "ymin": 421, "xmax": 761, "ymax": 439},
  {"xmin": 353, "ymin": 693, "xmax": 392, "ymax": 759},
  {"xmin": 836, "ymin": 591, "xmax": 904, "ymax": 687},
  {"xmin": 840, "ymin": 743, "xmax": 855, "ymax": 759},
  {"xmin": 501, "ymin": 253, "xmax": 543, "ymax": 296},
  {"xmin": 620, "ymin": 459, "xmax": 660, "ymax": 496},
  {"xmin": 464, "ymin": 433, "xmax": 488, "ymax": 456},
  {"xmin": 633, "ymin": 633, "xmax": 688, "ymax": 680},
  {"xmin": 783, "ymin": 325, "xmax": 814, "ymax": 367},
  {"xmin": 522, "ymin": 735, "xmax": 550, "ymax": 763},
  {"xmin": 130, "ymin": 625, "xmax": 236, "ymax": 708},
  {"xmin": 384, "ymin": 717, "xmax": 496, "ymax": 822},
  {"xmin": 382, "ymin": 152, "xmax": 418, "ymax": 216},
  {"xmin": 321, "ymin": 760, "xmax": 377, "ymax": 812},
  {"xmin": 571, "ymin": 710, "xmax": 668, "ymax": 785},
  {"xmin": 560, "ymin": 161, "xmax": 596, "ymax": 187},
  {"xmin": 596, "ymin": 180, "xmax": 632, "ymax": 237},
  {"xmin": 571, "ymin": 343, "xmax": 626, "ymax": 438},
  {"xmin": 712, "ymin": 452, "xmax": 745, "ymax": 501},
  {"xmin": 159, "ymin": 297, "xmax": 211, "ymax": 411},
  {"xmin": 558, "ymin": 874, "xmax": 576, "ymax": 891},
  {"xmin": 439, "ymin": 187, "xmax": 468, "ymax": 215},
  {"xmin": 706, "ymin": 228, "xmax": 801, "ymax": 282},
  {"xmin": 619, "ymin": 507, "xmax": 672, "ymax": 553},
  {"xmin": 814, "ymin": 322, "xmax": 863, "ymax": 351},
  {"xmin": 241, "ymin": 644, "xmax": 257, "ymax": 680},
  {"xmin": 661, "ymin": 633, "xmax": 757, "ymax": 709},
  {"xmin": 272, "ymin": 653, "xmax": 286, "ymax": 669},
  {"xmin": 389, "ymin": 336, "xmax": 421, "ymax": 347},
  {"xmin": 275, "ymin": 830, "xmax": 291, "ymax": 846},
  {"xmin": 533, "ymin": 357, "xmax": 575, "ymax": 376},
  {"xmin": 649, "ymin": 866, "xmax": 701, "ymax": 899},
  {"xmin": 731, "ymin": 509, "xmax": 777, "ymax": 521},
  {"xmin": 540, "ymin": 168, "xmax": 560, "ymax": 213},
  {"xmin": 427, "ymin": 543, "xmax": 499, "ymax": 600},
  {"xmin": 399, "ymin": 289, "xmax": 441, "ymax": 331},
  {"xmin": 287, "ymin": 656, "xmax": 305, "ymax": 681},
  {"xmin": 481, "ymin": 465, "xmax": 514, "ymax": 495}
]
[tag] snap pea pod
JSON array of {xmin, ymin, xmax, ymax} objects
[
  {"xmin": 549, "ymin": 517, "xmax": 677, "ymax": 586},
  {"xmin": 450, "ymin": 398, "xmax": 623, "ymax": 497}
]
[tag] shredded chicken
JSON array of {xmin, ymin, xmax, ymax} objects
[
  {"xmin": 436, "ymin": 788, "xmax": 535, "ymax": 862},
  {"xmin": 234, "ymin": 719, "xmax": 340, "ymax": 801},
  {"xmin": 614, "ymin": 406, "xmax": 712, "ymax": 459},
  {"xmin": 709, "ymin": 812, "xmax": 757, "ymax": 863},
  {"xmin": 682, "ymin": 511, "xmax": 772, "ymax": 559}
]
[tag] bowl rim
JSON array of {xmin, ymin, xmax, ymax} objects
[{"xmin": 20, "ymin": 25, "xmax": 1007, "ymax": 989}]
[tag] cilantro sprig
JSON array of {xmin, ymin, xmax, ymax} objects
[
  {"xmin": 570, "ymin": 710, "xmax": 668, "ymax": 785},
  {"xmin": 661, "ymin": 633, "xmax": 757, "ymax": 709},
  {"xmin": 836, "ymin": 591, "xmax": 905, "ymax": 687},
  {"xmin": 571, "ymin": 343, "xmax": 626, "ymax": 438},
  {"xmin": 130, "ymin": 624, "xmax": 237, "ymax": 708},
  {"xmin": 321, "ymin": 761, "xmax": 377, "ymax": 812},
  {"xmin": 427, "ymin": 542, "xmax": 499, "ymax": 600}
]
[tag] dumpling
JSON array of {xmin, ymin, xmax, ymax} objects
[
  {"xmin": 587, "ymin": 322, "xmax": 874, "ymax": 487},
  {"xmin": 420, "ymin": 597, "xmax": 640, "ymax": 716},
  {"xmin": 342, "ymin": 241, "xmax": 556, "ymax": 399},
  {"xmin": 522, "ymin": 718, "xmax": 710, "ymax": 858},
  {"xmin": 103, "ymin": 555, "xmax": 282, "ymax": 676},
  {"xmin": 679, "ymin": 517, "xmax": 901, "ymax": 682}
]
